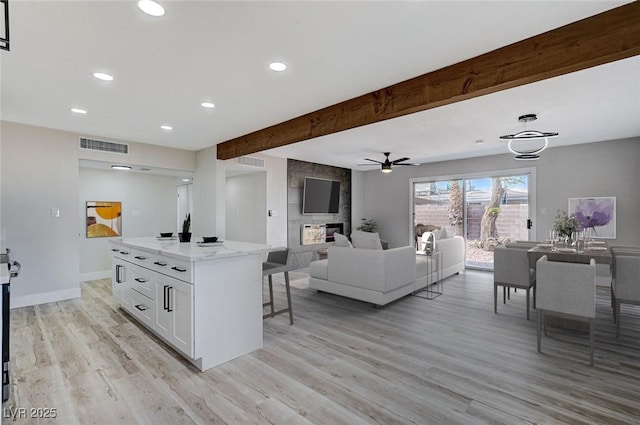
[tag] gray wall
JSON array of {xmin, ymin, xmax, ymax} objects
[
  {"xmin": 78, "ymin": 167, "xmax": 178, "ymax": 278},
  {"xmin": 361, "ymin": 138, "xmax": 640, "ymax": 249},
  {"xmin": 288, "ymin": 159, "xmax": 352, "ymax": 269},
  {"xmin": 225, "ymin": 172, "xmax": 267, "ymax": 244}
]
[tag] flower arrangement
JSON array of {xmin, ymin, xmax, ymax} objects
[
  {"xmin": 357, "ymin": 218, "xmax": 378, "ymax": 233},
  {"xmin": 553, "ymin": 209, "xmax": 579, "ymax": 238}
]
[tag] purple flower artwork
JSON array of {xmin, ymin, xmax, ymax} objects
[{"xmin": 568, "ymin": 197, "xmax": 616, "ymax": 239}]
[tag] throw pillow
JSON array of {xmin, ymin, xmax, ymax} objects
[
  {"xmin": 333, "ymin": 232, "xmax": 353, "ymax": 248},
  {"xmin": 350, "ymin": 230, "xmax": 383, "ymax": 250},
  {"xmin": 432, "ymin": 229, "xmax": 444, "ymax": 240}
]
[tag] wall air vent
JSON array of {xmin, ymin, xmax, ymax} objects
[
  {"xmin": 79, "ymin": 137, "xmax": 129, "ymax": 155},
  {"xmin": 235, "ymin": 156, "xmax": 265, "ymax": 168}
]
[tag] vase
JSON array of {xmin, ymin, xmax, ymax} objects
[{"xmin": 179, "ymin": 232, "xmax": 192, "ymax": 242}]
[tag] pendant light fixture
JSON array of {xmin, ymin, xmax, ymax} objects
[{"xmin": 500, "ymin": 114, "xmax": 558, "ymax": 160}]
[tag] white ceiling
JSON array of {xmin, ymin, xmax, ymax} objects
[{"xmin": 2, "ymin": 1, "xmax": 638, "ymax": 172}]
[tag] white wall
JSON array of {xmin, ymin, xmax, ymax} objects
[
  {"xmin": 1, "ymin": 121, "xmax": 196, "ymax": 308},
  {"xmin": 351, "ymin": 170, "xmax": 366, "ymax": 232},
  {"xmin": 218, "ymin": 153, "xmax": 288, "ymax": 249},
  {"xmin": 359, "ymin": 138, "xmax": 640, "ymax": 249},
  {"xmin": 225, "ymin": 172, "xmax": 267, "ymax": 243},
  {"xmin": 78, "ymin": 167, "xmax": 178, "ymax": 279},
  {"xmin": 1, "ymin": 122, "xmax": 81, "ymax": 307},
  {"xmin": 193, "ymin": 146, "xmax": 218, "ymax": 238}
]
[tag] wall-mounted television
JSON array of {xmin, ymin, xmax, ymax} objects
[{"xmin": 302, "ymin": 177, "xmax": 340, "ymax": 214}]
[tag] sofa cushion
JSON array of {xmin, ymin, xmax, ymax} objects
[
  {"xmin": 351, "ymin": 230, "xmax": 383, "ymax": 250},
  {"xmin": 333, "ymin": 232, "xmax": 352, "ymax": 248},
  {"xmin": 309, "ymin": 259, "xmax": 328, "ymax": 280}
]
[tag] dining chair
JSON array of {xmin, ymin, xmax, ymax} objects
[
  {"xmin": 262, "ymin": 249, "xmax": 293, "ymax": 325},
  {"xmin": 611, "ymin": 250, "xmax": 640, "ymax": 337},
  {"xmin": 494, "ymin": 245, "xmax": 536, "ymax": 320},
  {"xmin": 536, "ymin": 255, "xmax": 596, "ymax": 365}
]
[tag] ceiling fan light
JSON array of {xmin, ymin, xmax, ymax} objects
[
  {"xmin": 381, "ymin": 163, "xmax": 392, "ymax": 173},
  {"xmin": 514, "ymin": 154, "xmax": 540, "ymax": 161}
]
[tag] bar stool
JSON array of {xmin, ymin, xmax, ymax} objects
[{"xmin": 262, "ymin": 249, "xmax": 293, "ymax": 324}]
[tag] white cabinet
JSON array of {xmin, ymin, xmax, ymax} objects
[
  {"xmin": 110, "ymin": 238, "xmax": 263, "ymax": 371},
  {"xmin": 155, "ymin": 276, "xmax": 193, "ymax": 357},
  {"xmin": 111, "ymin": 258, "xmax": 131, "ymax": 310}
]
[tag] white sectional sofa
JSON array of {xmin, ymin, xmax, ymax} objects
[{"xmin": 308, "ymin": 231, "xmax": 465, "ymax": 306}]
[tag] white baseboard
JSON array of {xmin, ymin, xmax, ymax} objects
[
  {"xmin": 11, "ymin": 287, "xmax": 82, "ymax": 309},
  {"xmin": 80, "ymin": 270, "xmax": 111, "ymax": 282}
]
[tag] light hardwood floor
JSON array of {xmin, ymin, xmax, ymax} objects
[{"xmin": 5, "ymin": 270, "xmax": 640, "ymax": 424}]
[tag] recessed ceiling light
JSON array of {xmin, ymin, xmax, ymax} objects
[
  {"xmin": 269, "ymin": 62, "xmax": 287, "ymax": 72},
  {"xmin": 160, "ymin": 125, "xmax": 173, "ymax": 131},
  {"xmin": 138, "ymin": 0, "xmax": 165, "ymax": 17},
  {"xmin": 111, "ymin": 165, "xmax": 132, "ymax": 170},
  {"xmin": 182, "ymin": 178, "xmax": 192, "ymax": 182},
  {"xmin": 93, "ymin": 72, "xmax": 114, "ymax": 81},
  {"xmin": 71, "ymin": 108, "xmax": 87, "ymax": 114},
  {"xmin": 201, "ymin": 102, "xmax": 215, "ymax": 108},
  {"xmin": 475, "ymin": 139, "xmax": 484, "ymax": 144}
]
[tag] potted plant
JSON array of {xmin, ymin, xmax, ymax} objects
[
  {"xmin": 179, "ymin": 213, "xmax": 192, "ymax": 242},
  {"xmin": 357, "ymin": 218, "xmax": 378, "ymax": 233}
]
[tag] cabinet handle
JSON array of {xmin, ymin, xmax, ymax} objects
[
  {"xmin": 134, "ymin": 278, "xmax": 147, "ymax": 283},
  {"xmin": 134, "ymin": 256, "xmax": 147, "ymax": 260},
  {"xmin": 120, "ymin": 251, "xmax": 129, "ymax": 255},
  {"xmin": 116, "ymin": 264, "xmax": 123, "ymax": 283},
  {"xmin": 134, "ymin": 304, "xmax": 147, "ymax": 312},
  {"xmin": 163, "ymin": 285, "xmax": 169, "ymax": 311},
  {"xmin": 171, "ymin": 266, "xmax": 187, "ymax": 272},
  {"xmin": 111, "ymin": 248, "xmax": 119, "ymax": 252},
  {"xmin": 154, "ymin": 261, "xmax": 167, "ymax": 267},
  {"xmin": 167, "ymin": 286, "xmax": 174, "ymax": 312}
]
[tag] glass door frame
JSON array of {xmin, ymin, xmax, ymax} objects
[{"xmin": 408, "ymin": 166, "xmax": 537, "ymax": 249}]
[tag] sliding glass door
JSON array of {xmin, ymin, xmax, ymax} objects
[{"xmin": 412, "ymin": 170, "xmax": 534, "ymax": 271}]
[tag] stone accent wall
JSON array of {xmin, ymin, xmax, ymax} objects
[{"xmin": 288, "ymin": 159, "xmax": 351, "ymax": 269}]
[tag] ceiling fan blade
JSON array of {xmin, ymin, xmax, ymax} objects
[
  {"xmin": 394, "ymin": 162, "xmax": 420, "ymax": 166},
  {"xmin": 391, "ymin": 157, "xmax": 411, "ymax": 164},
  {"xmin": 362, "ymin": 158, "xmax": 383, "ymax": 164},
  {"xmin": 356, "ymin": 163, "xmax": 380, "ymax": 166}
]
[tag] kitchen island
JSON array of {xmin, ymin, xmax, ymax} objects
[{"xmin": 110, "ymin": 237, "xmax": 272, "ymax": 371}]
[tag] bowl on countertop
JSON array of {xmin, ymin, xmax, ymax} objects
[
  {"xmin": 202, "ymin": 236, "xmax": 218, "ymax": 243},
  {"xmin": 160, "ymin": 232, "xmax": 173, "ymax": 238}
]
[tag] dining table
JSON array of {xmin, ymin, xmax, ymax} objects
[{"xmin": 527, "ymin": 241, "xmax": 612, "ymax": 270}]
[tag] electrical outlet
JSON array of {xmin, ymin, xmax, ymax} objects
[{"xmin": 541, "ymin": 207, "xmax": 547, "ymax": 216}]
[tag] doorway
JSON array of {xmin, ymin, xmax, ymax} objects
[{"xmin": 411, "ymin": 169, "xmax": 535, "ymax": 270}]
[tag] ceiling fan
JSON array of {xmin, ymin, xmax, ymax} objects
[{"xmin": 358, "ymin": 152, "xmax": 419, "ymax": 173}]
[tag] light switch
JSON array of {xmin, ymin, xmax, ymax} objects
[
  {"xmin": 51, "ymin": 208, "xmax": 60, "ymax": 217},
  {"xmin": 540, "ymin": 207, "xmax": 547, "ymax": 216},
  {"xmin": 132, "ymin": 210, "xmax": 141, "ymax": 217}
]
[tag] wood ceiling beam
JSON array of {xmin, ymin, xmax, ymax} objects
[{"xmin": 217, "ymin": 2, "xmax": 640, "ymax": 160}]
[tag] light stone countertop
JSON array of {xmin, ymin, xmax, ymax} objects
[{"xmin": 110, "ymin": 237, "xmax": 278, "ymax": 262}]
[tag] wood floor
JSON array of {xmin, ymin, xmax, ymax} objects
[{"xmin": 6, "ymin": 270, "xmax": 640, "ymax": 424}]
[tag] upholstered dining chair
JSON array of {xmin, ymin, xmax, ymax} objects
[
  {"xmin": 494, "ymin": 245, "xmax": 536, "ymax": 319},
  {"xmin": 262, "ymin": 249, "xmax": 293, "ymax": 325},
  {"xmin": 536, "ymin": 255, "xmax": 596, "ymax": 365},
  {"xmin": 612, "ymin": 250, "xmax": 640, "ymax": 337}
]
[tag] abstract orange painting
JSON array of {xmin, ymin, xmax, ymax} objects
[{"xmin": 86, "ymin": 201, "xmax": 122, "ymax": 238}]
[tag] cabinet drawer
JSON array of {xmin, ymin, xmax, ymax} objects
[
  {"xmin": 130, "ymin": 248, "xmax": 153, "ymax": 267},
  {"xmin": 152, "ymin": 256, "xmax": 192, "ymax": 283},
  {"xmin": 129, "ymin": 289, "xmax": 155, "ymax": 328},
  {"xmin": 111, "ymin": 245, "xmax": 130, "ymax": 260},
  {"xmin": 130, "ymin": 267, "xmax": 155, "ymax": 300}
]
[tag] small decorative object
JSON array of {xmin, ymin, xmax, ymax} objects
[
  {"xmin": 552, "ymin": 209, "xmax": 579, "ymax": 242},
  {"xmin": 568, "ymin": 197, "xmax": 616, "ymax": 239},
  {"xmin": 357, "ymin": 218, "xmax": 378, "ymax": 233},
  {"xmin": 86, "ymin": 201, "xmax": 122, "ymax": 238},
  {"xmin": 202, "ymin": 236, "xmax": 218, "ymax": 243},
  {"xmin": 179, "ymin": 213, "xmax": 191, "ymax": 242}
]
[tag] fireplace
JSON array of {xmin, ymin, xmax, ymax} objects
[{"xmin": 325, "ymin": 223, "xmax": 344, "ymax": 242}]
